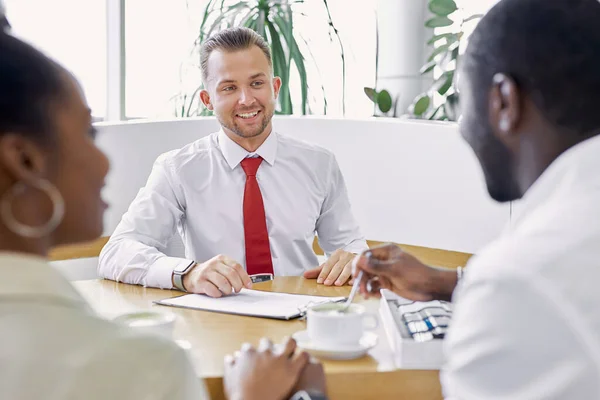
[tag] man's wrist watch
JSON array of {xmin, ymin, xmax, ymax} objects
[
  {"xmin": 289, "ymin": 391, "xmax": 328, "ymax": 400},
  {"xmin": 173, "ymin": 261, "xmax": 196, "ymax": 292}
]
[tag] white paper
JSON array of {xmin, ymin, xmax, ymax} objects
[{"xmin": 156, "ymin": 289, "xmax": 345, "ymax": 320}]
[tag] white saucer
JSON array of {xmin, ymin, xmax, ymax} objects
[{"xmin": 292, "ymin": 330, "xmax": 378, "ymax": 360}]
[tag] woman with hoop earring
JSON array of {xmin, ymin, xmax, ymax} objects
[{"xmin": 0, "ymin": 23, "xmax": 216, "ymax": 400}]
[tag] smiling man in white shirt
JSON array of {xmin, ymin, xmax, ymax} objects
[
  {"xmin": 353, "ymin": 0, "xmax": 600, "ymax": 398},
  {"xmin": 98, "ymin": 27, "xmax": 367, "ymax": 297}
]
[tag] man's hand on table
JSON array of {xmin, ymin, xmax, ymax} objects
[
  {"xmin": 353, "ymin": 243, "xmax": 458, "ymax": 302},
  {"xmin": 224, "ymin": 337, "xmax": 326, "ymax": 400},
  {"xmin": 303, "ymin": 249, "xmax": 356, "ymax": 286},
  {"xmin": 181, "ymin": 255, "xmax": 253, "ymax": 297}
]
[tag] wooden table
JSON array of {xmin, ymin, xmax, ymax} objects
[{"xmin": 73, "ymin": 278, "xmax": 442, "ymax": 400}]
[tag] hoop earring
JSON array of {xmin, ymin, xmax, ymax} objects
[{"xmin": 0, "ymin": 179, "xmax": 65, "ymax": 238}]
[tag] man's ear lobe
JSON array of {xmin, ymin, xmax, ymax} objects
[
  {"xmin": 199, "ymin": 90, "xmax": 214, "ymax": 111},
  {"xmin": 490, "ymin": 73, "xmax": 521, "ymax": 137}
]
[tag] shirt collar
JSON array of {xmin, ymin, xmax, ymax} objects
[
  {"xmin": 217, "ymin": 129, "xmax": 277, "ymax": 169},
  {"xmin": 510, "ymin": 134, "xmax": 600, "ymax": 229},
  {"xmin": 0, "ymin": 252, "xmax": 89, "ymax": 310}
]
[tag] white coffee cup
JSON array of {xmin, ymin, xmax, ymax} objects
[
  {"xmin": 306, "ymin": 303, "xmax": 378, "ymax": 347},
  {"xmin": 113, "ymin": 311, "xmax": 177, "ymax": 339}
]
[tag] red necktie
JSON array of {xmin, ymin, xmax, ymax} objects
[{"xmin": 241, "ymin": 157, "xmax": 274, "ymax": 275}]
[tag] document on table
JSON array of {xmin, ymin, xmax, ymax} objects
[{"xmin": 154, "ymin": 289, "xmax": 346, "ymax": 320}]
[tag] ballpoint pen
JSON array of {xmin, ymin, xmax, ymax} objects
[{"xmin": 341, "ymin": 270, "xmax": 364, "ymax": 311}]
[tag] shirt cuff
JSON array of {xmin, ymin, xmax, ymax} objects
[{"xmin": 144, "ymin": 256, "xmax": 195, "ymax": 290}]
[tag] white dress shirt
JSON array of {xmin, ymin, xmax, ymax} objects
[
  {"xmin": 0, "ymin": 253, "xmax": 207, "ymax": 400},
  {"xmin": 442, "ymin": 134, "xmax": 600, "ymax": 399},
  {"xmin": 99, "ymin": 130, "xmax": 367, "ymax": 289}
]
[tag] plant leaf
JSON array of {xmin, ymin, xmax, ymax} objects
[
  {"xmin": 256, "ymin": 8, "xmax": 267, "ymax": 39},
  {"xmin": 283, "ymin": 7, "xmax": 306, "ymax": 114},
  {"xmin": 184, "ymin": 85, "xmax": 203, "ymax": 117},
  {"xmin": 435, "ymin": 71, "xmax": 454, "ymax": 95},
  {"xmin": 427, "ymin": 104, "xmax": 444, "ymax": 120},
  {"xmin": 420, "ymin": 60, "xmax": 437, "ymax": 74},
  {"xmin": 464, "ymin": 13, "xmax": 484, "ymax": 23},
  {"xmin": 413, "ymin": 94, "xmax": 431, "ymax": 116},
  {"xmin": 392, "ymin": 94, "xmax": 400, "ymax": 117},
  {"xmin": 377, "ymin": 90, "xmax": 393, "ymax": 113},
  {"xmin": 289, "ymin": 36, "xmax": 308, "ymax": 115},
  {"xmin": 429, "ymin": 0, "xmax": 458, "ymax": 17},
  {"xmin": 439, "ymin": 41, "xmax": 460, "ymax": 69},
  {"xmin": 299, "ymin": 35, "xmax": 328, "ymax": 114},
  {"xmin": 321, "ymin": 0, "xmax": 346, "ymax": 115},
  {"xmin": 205, "ymin": 2, "xmax": 250, "ymax": 36},
  {"xmin": 364, "ymin": 87, "xmax": 378, "ymax": 103},
  {"xmin": 425, "ymin": 16, "xmax": 454, "ymax": 28},
  {"xmin": 198, "ymin": 0, "xmax": 219, "ymax": 36},
  {"xmin": 273, "ymin": 12, "xmax": 308, "ymax": 115},
  {"xmin": 269, "ymin": 6, "xmax": 294, "ymax": 113},
  {"xmin": 427, "ymin": 32, "xmax": 458, "ymax": 45},
  {"xmin": 244, "ymin": 14, "xmax": 257, "ymax": 30},
  {"xmin": 427, "ymin": 43, "xmax": 450, "ymax": 62},
  {"xmin": 451, "ymin": 42, "xmax": 460, "ymax": 59},
  {"xmin": 240, "ymin": 8, "xmax": 258, "ymax": 27},
  {"xmin": 266, "ymin": 19, "xmax": 292, "ymax": 114}
]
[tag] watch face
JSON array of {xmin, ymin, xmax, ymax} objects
[
  {"xmin": 292, "ymin": 391, "xmax": 327, "ymax": 400},
  {"xmin": 250, "ymin": 273, "xmax": 273, "ymax": 283},
  {"xmin": 178, "ymin": 261, "xmax": 196, "ymax": 274}
]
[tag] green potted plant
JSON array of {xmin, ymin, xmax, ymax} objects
[
  {"xmin": 408, "ymin": 0, "xmax": 482, "ymax": 121},
  {"xmin": 363, "ymin": 87, "xmax": 397, "ymax": 117},
  {"xmin": 175, "ymin": 0, "xmax": 345, "ymax": 117}
]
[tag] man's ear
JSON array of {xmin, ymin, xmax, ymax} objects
[
  {"xmin": 272, "ymin": 76, "xmax": 282, "ymax": 100},
  {"xmin": 0, "ymin": 135, "xmax": 48, "ymax": 182},
  {"xmin": 489, "ymin": 73, "xmax": 522, "ymax": 142},
  {"xmin": 200, "ymin": 89, "xmax": 214, "ymax": 111}
]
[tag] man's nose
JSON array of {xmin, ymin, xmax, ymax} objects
[{"xmin": 238, "ymin": 87, "xmax": 256, "ymax": 106}]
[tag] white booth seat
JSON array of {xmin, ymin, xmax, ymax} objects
[
  {"xmin": 54, "ymin": 116, "xmax": 509, "ymax": 281},
  {"xmin": 96, "ymin": 116, "xmax": 508, "ymax": 251}
]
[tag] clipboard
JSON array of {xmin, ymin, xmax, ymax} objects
[{"xmin": 154, "ymin": 288, "xmax": 346, "ymax": 320}]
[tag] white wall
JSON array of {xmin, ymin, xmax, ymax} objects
[
  {"xmin": 96, "ymin": 116, "xmax": 508, "ymax": 255},
  {"xmin": 376, "ymin": 0, "xmax": 432, "ymax": 114}
]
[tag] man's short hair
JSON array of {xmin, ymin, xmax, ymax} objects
[
  {"xmin": 464, "ymin": 0, "xmax": 600, "ymax": 136},
  {"xmin": 200, "ymin": 27, "xmax": 272, "ymax": 85}
]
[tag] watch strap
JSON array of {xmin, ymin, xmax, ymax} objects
[{"xmin": 173, "ymin": 261, "xmax": 196, "ymax": 292}]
